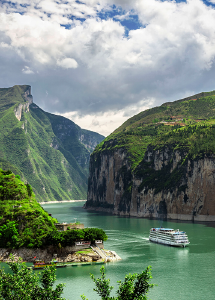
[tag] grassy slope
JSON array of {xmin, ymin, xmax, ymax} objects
[
  {"xmin": 93, "ymin": 91, "xmax": 215, "ymax": 170},
  {"xmin": 0, "ymin": 85, "xmax": 104, "ymax": 201}
]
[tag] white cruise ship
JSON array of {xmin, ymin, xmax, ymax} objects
[{"xmin": 149, "ymin": 228, "xmax": 190, "ymax": 247}]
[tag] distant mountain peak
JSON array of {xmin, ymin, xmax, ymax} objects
[
  {"xmin": 22, "ymin": 85, "xmax": 33, "ymax": 104},
  {"xmin": 13, "ymin": 85, "xmax": 33, "ymax": 121}
]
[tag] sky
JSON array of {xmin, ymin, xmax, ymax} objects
[{"xmin": 1, "ymin": 0, "xmax": 215, "ymax": 136}]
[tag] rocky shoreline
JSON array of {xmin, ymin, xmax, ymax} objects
[{"xmin": 0, "ymin": 247, "xmax": 121, "ymax": 264}]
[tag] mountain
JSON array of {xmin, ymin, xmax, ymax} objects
[
  {"xmin": 0, "ymin": 85, "xmax": 104, "ymax": 201},
  {"xmin": 86, "ymin": 90, "xmax": 215, "ymax": 222}
]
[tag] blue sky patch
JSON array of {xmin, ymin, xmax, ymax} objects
[
  {"xmin": 203, "ymin": 0, "xmax": 215, "ymax": 7},
  {"xmin": 97, "ymin": 5, "xmax": 142, "ymax": 35},
  {"xmin": 160, "ymin": 0, "xmax": 215, "ymax": 5}
]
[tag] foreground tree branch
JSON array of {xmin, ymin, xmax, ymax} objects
[{"xmin": 81, "ymin": 266, "xmax": 154, "ymax": 300}]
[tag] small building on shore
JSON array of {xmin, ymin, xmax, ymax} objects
[{"xmin": 55, "ymin": 222, "xmax": 84, "ymax": 231}]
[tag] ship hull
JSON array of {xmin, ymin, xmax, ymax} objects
[{"xmin": 149, "ymin": 237, "xmax": 189, "ymax": 247}]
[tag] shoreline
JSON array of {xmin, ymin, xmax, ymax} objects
[
  {"xmin": 0, "ymin": 247, "xmax": 121, "ymax": 264},
  {"xmin": 39, "ymin": 200, "xmax": 86, "ymax": 205}
]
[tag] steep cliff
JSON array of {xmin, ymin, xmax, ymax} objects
[
  {"xmin": 87, "ymin": 91, "xmax": 215, "ymax": 221},
  {"xmin": 0, "ymin": 85, "xmax": 104, "ymax": 201}
]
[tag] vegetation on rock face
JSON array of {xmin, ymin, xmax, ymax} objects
[
  {"xmin": 0, "ymin": 169, "xmax": 107, "ymax": 249},
  {"xmin": 93, "ymin": 92, "xmax": 215, "ymax": 171},
  {"xmin": 88, "ymin": 90, "xmax": 215, "ymax": 211},
  {"xmin": 135, "ymin": 155, "xmax": 187, "ymax": 195},
  {"xmin": 0, "ymin": 85, "xmax": 104, "ymax": 201}
]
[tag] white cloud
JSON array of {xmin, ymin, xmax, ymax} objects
[
  {"xmin": 22, "ymin": 66, "xmax": 34, "ymax": 74},
  {"xmin": 0, "ymin": 0, "xmax": 215, "ymax": 135},
  {"xmin": 114, "ymin": 11, "xmax": 131, "ymax": 21},
  {"xmin": 61, "ymin": 98, "xmax": 154, "ymax": 136},
  {"xmin": 57, "ymin": 58, "xmax": 78, "ymax": 69}
]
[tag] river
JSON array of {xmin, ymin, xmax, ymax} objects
[{"xmin": 42, "ymin": 202, "xmax": 215, "ymax": 300}]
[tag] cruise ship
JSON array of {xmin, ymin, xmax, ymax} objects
[{"xmin": 149, "ymin": 228, "xmax": 190, "ymax": 247}]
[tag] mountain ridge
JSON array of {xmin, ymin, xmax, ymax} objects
[{"xmin": 0, "ymin": 85, "xmax": 104, "ymax": 201}]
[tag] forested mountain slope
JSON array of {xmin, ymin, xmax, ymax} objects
[
  {"xmin": 87, "ymin": 90, "xmax": 215, "ymax": 221},
  {"xmin": 0, "ymin": 85, "xmax": 104, "ymax": 201}
]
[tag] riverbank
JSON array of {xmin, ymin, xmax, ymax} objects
[
  {"xmin": 39, "ymin": 200, "xmax": 86, "ymax": 205},
  {"xmin": 0, "ymin": 247, "xmax": 121, "ymax": 264}
]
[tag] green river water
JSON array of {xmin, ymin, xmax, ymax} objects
[{"xmin": 42, "ymin": 202, "xmax": 215, "ymax": 300}]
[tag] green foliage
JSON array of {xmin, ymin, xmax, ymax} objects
[
  {"xmin": 34, "ymin": 264, "xmax": 65, "ymax": 299},
  {"xmin": 0, "ymin": 221, "xmax": 18, "ymax": 248},
  {"xmin": 0, "ymin": 259, "xmax": 65, "ymax": 300},
  {"xmin": 44, "ymin": 227, "xmax": 108, "ymax": 247},
  {"xmin": 0, "ymin": 168, "xmax": 107, "ymax": 249},
  {"xmin": 0, "ymin": 169, "xmax": 58, "ymax": 248},
  {"xmin": 81, "ymin": 266, "xmax": 154, "ymax": 300},
  {"xmin": 25, "ymin": 183, "xmax": 33, "ymax": 197},
  {"xmin": 0, "ymin": 170, "xmax": 29, "ymax": 201},
  {"xmin": 151, "ymin": 122, "xmax": 215, "ymax": 159}
]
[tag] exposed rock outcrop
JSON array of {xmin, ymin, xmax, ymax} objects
[
  {"xmin": 14, "ymin": 86, "xmax": 33, "ymax": 121},
  {"xmin": 14, "ymin": 103, "xmax": 30, "ymax": 121},
  {"xmin": 22, "ymin": 86, "xmax": 33, "ymax": 104},
  {"xmin": 87, "ymin": 146, "xmax": 215, "ymax": 221}
]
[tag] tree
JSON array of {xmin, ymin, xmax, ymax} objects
[
  {"xmin": 81, "ymin": 266, "xmax": 154, "ymax": 300},
  {"xmin": 0, "ymin": 258, "xmax": 65, "ymax": 300},
  {"xmin": 0, "ymin": 221, "xmax": 18, "ymax": 248}
]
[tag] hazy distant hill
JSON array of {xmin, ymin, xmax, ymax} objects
[
  {"xmin": 0, "ymin": 85, "xmax": 104, "ymax": 201},
  {"xmin": 87, "ymin": 90, "xmax": 215, "ymax": 222}
]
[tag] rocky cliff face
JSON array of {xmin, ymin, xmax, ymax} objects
[
  {"xmin": 86, "ymin": 90, "xmax": 215, "ymax": 221},
  {"xmin": 87, "ymin": 145, "xmax": 215, "ymax": 221},
  {"xmin": 45, "ymin": 112, "xmax": 104, "ymax": 171},
  {"xmin": 79, "ymin": 129, "xmax": 105, "ymax": 153},
  {"xmin": 14, "ymin": 85, "xmax": 33, "ymax": 121}
]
